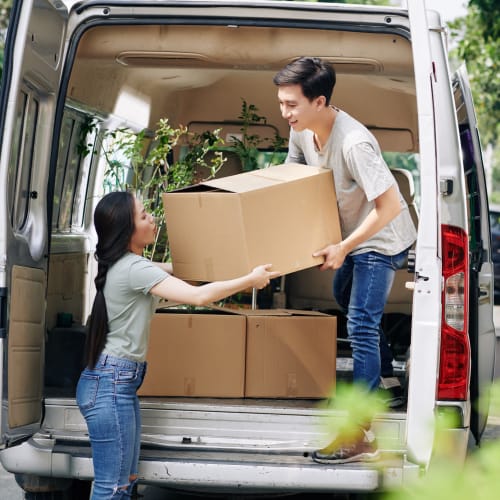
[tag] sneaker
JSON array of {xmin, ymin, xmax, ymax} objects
[
  {"xmin": 311, "ymin": 427, "xmax": 380, "ymax": 464},
  {"xmin": 379, "ymin": 376, "xmax": 405, "ymax": 409}
]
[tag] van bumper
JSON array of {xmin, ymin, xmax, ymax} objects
[{"xmin": 0, "ymin": 435, "xmax": 421, "ymax": 494}]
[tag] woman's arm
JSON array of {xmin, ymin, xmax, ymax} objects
[
  {"xmin": 150, "ymin": 264, "xmax": 280, "ymax": 306},
  {"xmin": 153, "ymin": 262, "xmax": 174, "ymax": 274}
]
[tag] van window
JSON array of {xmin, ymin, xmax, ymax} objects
[
  {"xmin": 8, "ymin": 89, "xmax": 38, "ymax": 231},
  {"xmin": 52, "ymin": 109, "xmax": 97, "ymax": 232}
]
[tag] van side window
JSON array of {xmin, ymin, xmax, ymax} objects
[
  {"xmin": 8, "ymin": 90, "xmax": 38, "ymax": 231},
  {"xmin": 52, "ymin": 109, "xmax": 97, "ymax": 232},
  {"xmin": 453, "ymin": 80, "xmax": 485, "ymax": 265}
]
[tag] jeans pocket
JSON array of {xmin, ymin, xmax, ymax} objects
[
  {"xmin": 116, "ymin": 368, "xmax": 138, "ymax": 383},
  {"xmin": 76, "ymin": 374, "xmax": 99, "ymax": 411}
]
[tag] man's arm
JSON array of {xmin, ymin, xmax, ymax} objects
[{"xmin": 313, "ymin": 184, "xmax": 401, "ymax": 270}]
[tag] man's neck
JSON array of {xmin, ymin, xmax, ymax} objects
[{"xmin": 313, "ymin": 106, "xmax": 337, "ymax": 150}]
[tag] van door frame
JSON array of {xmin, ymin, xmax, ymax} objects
[{"xmin": 0, "ymin": 0, "xmax": 68, "ymax": 446}]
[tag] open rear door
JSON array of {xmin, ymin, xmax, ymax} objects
[
  {"xmin": 453, "ymin": 66, "xmax": 496, "ymax": 443},
  {"xmin": 0, "ymin": 0, "xmax": 68, "ymax": 445},
  {"xmin": 405, "ymin": 0, "xmax": 441, "ymax": 468}
]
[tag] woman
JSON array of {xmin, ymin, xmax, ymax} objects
[{"xmin": 76, "ymin": 191, "xmax": 278, "ymax": 499}]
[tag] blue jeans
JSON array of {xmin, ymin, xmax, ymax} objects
[
  {"xmin": 333, "ymin": 249, "xmax": 408, "ymax": 391},
  {"xmin": 76, "ymin": 354, "xmax": 146, "ymax": 499}
]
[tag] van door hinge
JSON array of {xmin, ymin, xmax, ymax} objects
[{"xmin": 0, "ymin": 287, "xmax": 6, "ymax": 339}]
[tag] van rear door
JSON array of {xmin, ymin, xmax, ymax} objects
[
  {"xmin": 453, "ymin": 66, "xmax": 496, "ymax": 443},
  {"xmin": 0, "ymin": 0, "xmax": 68, "ymax": 445}
]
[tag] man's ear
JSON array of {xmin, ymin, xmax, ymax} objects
[{"xmin": 315, "ymin": 95, "xmax": 327, "ymax": 110}]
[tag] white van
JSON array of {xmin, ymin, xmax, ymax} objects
[{"xmin": 0, "ymin": 0, "xmax": 495, "ymax": 497}]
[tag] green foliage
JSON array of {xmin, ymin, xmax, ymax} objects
[
  {"xmin": 227, "ymin": 99, "xmax": 287, "ymax": 171},
  {"xmin": 101, "ymin": 119, "xmax": 226, "ymax": 261},
  {"xmin": 448, "ymin": 2, "xmax": 500, "ymax": 199},
  {"xmin": 321, "ymin": 382, "xmax": 387, "ymax": 437},
  {"xmin": 469, "ymin": 0, "xmax": 500, "ymax": 40},
  {"xmin": 449, "ymin": 6, "xmax": 500, "ymax": 146},
  {"xmin": 0, "ymin": 0, "xmax": 11, "ymax": 31}
]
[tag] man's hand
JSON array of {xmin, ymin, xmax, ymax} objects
[{"xmin": 313, "ymin": 242, "xmax": 347, "ymax": 271}]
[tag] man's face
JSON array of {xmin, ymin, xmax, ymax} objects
[{"xmin": 277, "ymin": 84, "xmax": 322, "ymax": 132}]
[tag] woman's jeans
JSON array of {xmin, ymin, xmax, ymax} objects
[
  {"xmin": 76, "ymin": 354, "xmax": 146, "ymax": 499},
  {"xmin": 333, "ymin": 249, "xmax": 408, "ymax": 392}
]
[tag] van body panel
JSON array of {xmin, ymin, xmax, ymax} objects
[{"xmin": 0, "ymin": 0, "xmax": 494, "ymax": 494}]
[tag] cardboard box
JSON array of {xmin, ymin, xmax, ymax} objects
[
  {"xmin": 138, "ymin": 308, "xmax": 246, "ymax": 397},
  {"xmin": 244, "ymin": 310, "xmax": 337, "ymax": 398},
  {"xmin": 162, "ymin": 163, "xmax": 341, "ymax": 281}
]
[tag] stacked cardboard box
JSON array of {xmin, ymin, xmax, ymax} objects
[
  {"xmin": 138, "ymin": 307, "xmax": 336, "ymax": 399},
  {"xmin": 141, "ymin": 163, "xmax": 341, "ymax": 398}
]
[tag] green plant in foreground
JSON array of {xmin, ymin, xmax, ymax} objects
[{"xmin": 385, "ymin": 381, "xmax": 500, "ymax": 499}]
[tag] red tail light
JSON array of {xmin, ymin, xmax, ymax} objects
[{"xmin": 438, "ymin": 224, "xmax": 470, "ymax": 400}]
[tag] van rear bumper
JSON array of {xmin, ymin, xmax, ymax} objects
[{"xmin": 0, "ymin": 435, "xmax": 421, "ymax": 494}]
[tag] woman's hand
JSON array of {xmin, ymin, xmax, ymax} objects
[{"xmin": 250, "ymin": 264, "xmax": 281, "ymax": 289}]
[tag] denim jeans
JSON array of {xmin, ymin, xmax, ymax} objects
[
  {"xmin": 76, "ymin": 354, "xmax": 146, "ymax": 499},
  {"xmin": 333, "ymin": 249, "xmax": 408, "ymax": 391}
]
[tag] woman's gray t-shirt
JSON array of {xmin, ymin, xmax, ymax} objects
[
  {"xmin": 286, "ymin": 109, "xmax": 417, "ymax": 255},
  {"xmin": 102, "ymin": 252, "xmax": 169, "ymax": 362}
]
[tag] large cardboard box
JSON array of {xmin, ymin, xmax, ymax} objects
[
  {"xmin": 162, "ymin": 163, "xmax": 341, "ymax": 281},
  {"xmin": 244, "ymin": 310, "xmax": 337, "ymax": 398},
  {"xmin": 138, "ymin": 308, "xmax": 246, "ymax": 397},
  {"xmin": 139, "ymin": 307, "xmax": 337, "ymax": 399}
]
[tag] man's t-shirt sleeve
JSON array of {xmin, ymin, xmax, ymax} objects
[{"xmin": 345, "ymin": 141, "xmax": 395, "ymax": 202}]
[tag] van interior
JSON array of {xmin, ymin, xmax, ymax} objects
[{"xmin": 42, "ymin": 21, "xmax": 418, "ymax": 407}]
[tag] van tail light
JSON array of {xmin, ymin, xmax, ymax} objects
[{"xmin": 438, "ymin": 224, "xmax": 470, "ymax": 400}]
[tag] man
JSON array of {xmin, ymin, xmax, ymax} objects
[{"xmin": 273, "ymin": 57, "xmax": 417, "ymax": 464}]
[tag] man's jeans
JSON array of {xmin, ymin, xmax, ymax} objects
[
  {"xmin": 77, "ymin": 354, "xmax": 146, "ymax": 499},
  {"xmin": 333, "ymin": 249, "xmax": 408, "ymax": 391}
]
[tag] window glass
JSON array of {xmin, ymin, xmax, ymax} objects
[
  {"xmin": 53, "ymin": 111, "xmax": 97, "ymax": 232},
  {"xmin": 52, "ymin": 116, "xmax": 75, "ymax": 229},
  {"xmin": 58, "ymin": 124, "xmax": 81, "ymax": 230},
  {"xmin": 72, "ymin": 119, "xmax": 98, "ymax": 229},
  {"xmin": 9, "ymin": 92, "xmax": 38, "ymax": 231},
  {"xmin": 7, "ymin": 91, "xmax": 27, "ymax": 224}
]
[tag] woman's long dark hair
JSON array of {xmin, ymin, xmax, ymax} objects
[{"xmin": 85, "ymin": 191, "xmax": 136, "ymax": 368}]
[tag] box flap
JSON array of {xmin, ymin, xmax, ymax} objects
[
  {"xmin": 202, "ymin": 163, "xmax": 327, "ymax": 194},
  {"xmin": 210, "ymin": 306, "xmax": 331, "ymax": 318}
]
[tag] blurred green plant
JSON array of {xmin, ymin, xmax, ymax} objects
[
  {"xmin": 225, "ymin": 98, "xmax": 287, "ymax": 171},
  {"xmin": 384, "ymin": 381, "xmax": 500, "ymax": 499},
  {"xmin": 320, "ymin": 381, "xmax": 387, "ymax": 439},
  {"xmin": 448, "ymin": 1, "xmax": 500, "ymax": 202},
  {"xmin": 98, "ymin": 119, "xmax": 226, "ymax": 261}
]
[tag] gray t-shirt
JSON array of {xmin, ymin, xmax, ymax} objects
[
  {"xmin": 287, "ymin": 109, "xmax": 417, "ymax": 255},
  {"xmin": 102, "ymin": 252, "xmax": 169, "ymax": 362}
]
